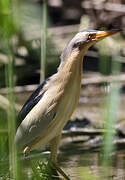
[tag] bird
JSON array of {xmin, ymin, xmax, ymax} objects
[{"xmin": 15, "ymin": 29, "xmax": 120, "ymax": 179}]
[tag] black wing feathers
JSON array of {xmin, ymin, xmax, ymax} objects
[{"xmin": 17, "ymin": 78, "xmax": 50, "ymax": 128}]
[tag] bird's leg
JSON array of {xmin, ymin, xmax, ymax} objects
[
  {"xmin": 50, "ymin": 135, "xmax": 71, "ymax": 180},
  {"xmin": 50, "ymin": 134, "xmax": 61, "ymax": 163}
]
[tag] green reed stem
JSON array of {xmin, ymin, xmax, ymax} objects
[
  {"xmin": 40, "ymin": 0, "xmax": 48, "ymax": 81},
  {"xmin": 0, "ymin": 0, "xmax": 19, "ymax": 179},
  {"xmin": 102, "ymin": 55, "xmax": 121, "ymax": 165},
  {"xmin": 99, "ymin": 39, "xmax": 121, "ymax": 178},
  {"xmin": 6, "ymin": 52, "xmax": 18, "ymax": 180}
]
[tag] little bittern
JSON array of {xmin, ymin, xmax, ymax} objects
[{"xmin": 15, "ymin": 30, "xmax": 120, "ymax": 179}]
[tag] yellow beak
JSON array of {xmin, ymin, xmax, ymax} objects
[{"xmin": 95, "ymin": 30, "xmax": 121, "ymax": 40}]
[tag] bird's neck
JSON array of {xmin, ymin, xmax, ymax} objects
[{"xmin": 58, "ymin": 51, "xmax": 85, "ymax": 76}]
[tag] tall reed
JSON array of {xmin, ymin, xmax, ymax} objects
[
  {"xmin": 40, "ymin": 0, "xmax": 48, "ymax": 81},
  {"xmin": 99, "ymin": 39, "xmax": 121, "ymax": 178},
  {"xmin": 0, "ymin": 0, "xmax": 19, "ymax": 179}
]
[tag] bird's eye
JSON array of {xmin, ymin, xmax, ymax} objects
[
  {"xmin": 87, "ymin": 33, "xmax": 96, "ymax": 41},
  {"xmin": 87, "ymin": 34, "xmax": 93, "ymax": 40}
]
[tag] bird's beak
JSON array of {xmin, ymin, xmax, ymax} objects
[{"xmin": 95, "ymin": 30, "xmax": 121, "ymax": 40}]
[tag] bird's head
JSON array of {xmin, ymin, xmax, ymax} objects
[{"xmin": 61, "ymin": 30, "xmax": 120, "ymax": 61}]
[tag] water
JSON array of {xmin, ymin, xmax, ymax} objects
[{"xmin": 21, "ymin": 146, "xmax": 125, "ymax": 180}]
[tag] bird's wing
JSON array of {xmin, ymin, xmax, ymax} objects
[
  {"xmin": 15, "ymin": 102, "xmax": 57, "ymax": 148},
  {"xmin": 15, "ymin": 75, "xmax": 60, "ymax": 148},
  {"xmin": 17, "ymin": 78, "xmax": 50, "ymax": 128}
]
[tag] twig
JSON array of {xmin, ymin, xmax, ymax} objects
[
  {"xmin": 62, "ymin": 129, "xmax": 105, "ymax": 137},
  {"xmin": 82, "ymin": 73, "xmax": 125, "ymax": 85},
  {"xmin": 0, "ymin": 94, "xmax": 21, "ymax": 112},
  {"xmin": 0, "ymin": 53, "xmax": 25, "ymax": 65}
]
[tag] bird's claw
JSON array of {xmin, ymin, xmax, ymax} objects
[{"xmin": 23, "ymin": 146, "xmax": 30, "ymax": 157}]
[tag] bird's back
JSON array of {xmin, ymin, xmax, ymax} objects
[{"xmin": 17, "ymin": 78, "xmax": 50, "ymax": 128}]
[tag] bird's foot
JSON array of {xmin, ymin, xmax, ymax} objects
[
  {"xmin": 23, "ymin": 146, "xmax": 30, "ymax": 157},
  {"xmin": 52, "ymin": 162, "xmax": 71, "ymax": 180}
]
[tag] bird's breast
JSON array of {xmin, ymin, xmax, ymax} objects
[{"xmin": 46, "ymin": 57, "xmax": 83, "ymax": 134}]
